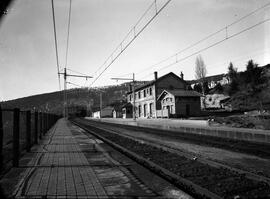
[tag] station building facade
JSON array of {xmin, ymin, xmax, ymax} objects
[
  {"xmin": 126, "ymin": 71, "xmax": 200, "ymax": 118},
  {"xmin": 157, "ymin": 89, "xmax": 202, "ymax": 117}
]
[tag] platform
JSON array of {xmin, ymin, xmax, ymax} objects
[
  {"xmin": 88, "ymin": 117, "xmax": 270, "ymax": 144},
  {"xmin": 1, "ymin": 119, "xmax": 191, "ymax": 199}
]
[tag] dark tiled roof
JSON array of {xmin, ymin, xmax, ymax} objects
[
  {"xmin": 158, "ymin": 89, "xmax": 202, "ymax": 100},
  {"xmin": 168, "ymin": 90, "xmax": 202, "ymax": 97},
  {"xmin": 127, "ymin": 72, "xmax": 186, "ymax": 94},
  {"xmin": 122, "ymin": 102, "xmax": 133, "ymax": 108}
]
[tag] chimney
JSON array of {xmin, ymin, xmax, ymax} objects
[
  {"xmin": 180, "ymin": 71, "xmax": 184, "ymax": 80},
  {"xmin": 154, "ymin": 71, "xmax": 158, "ymax": 80}
]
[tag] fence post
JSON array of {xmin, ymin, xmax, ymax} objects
[
  {"xmin": 41, "ymin": 112, "xmax": 46, "ymax": 136},
  {"xmin": 39, "ymin": 112, "xmax": 42, "ymax": 140},
  {"xmin": 34, "ymin": 111, "xmax": 38, "ymax": 144},
  {"xmin": 45, "ymin": 113, "xmax": 48, "ymax": 132},
  {"xmin": 13, "ymin": 108, "xmax": 20, "ymax": 167},
  {"xmin": 0, "ymin": 105, "xmax": 3, "ymax": 169},
  {"xmin": 26, "ymin": 111, "xmax": 31, "ymax": 152},
  {"xmin": 48, "ymin": 114, "xmax": 51, "ymax": 128}
]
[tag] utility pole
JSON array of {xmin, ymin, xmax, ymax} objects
[
  {"xmin": 59, "ymin": 68, "xmax": 93, "ymax": 118},
  {"xmin": 111, "ymin": 73, "xmax": 136, "ymax": 121},
  {"xmin": 64, "ymin": 68, "xmax": 67, "ymax": 117}
]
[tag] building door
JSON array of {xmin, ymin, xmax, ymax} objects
[
  {"xmin": 144, "ymin": 104, "xmax": 147, "ymax": 117},
  {"xmin": 149, "ymin": 103, "xmax": 153, "ymax": 117},
  {"xmin": 166, "ymin": 105, "xmax": 170, "ymax": 114},
  {"xmin": 186, "ymin": 104, "xmax": 190, "ymax": 117}
]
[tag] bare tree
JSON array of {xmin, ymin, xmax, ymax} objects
[
  {"xmin": 195, "ymin": 55, "xmax": 207, "ymax": 80},
  {"xmin": 195, "ymin": 55, "xmax": 207, "ymax": 110}
]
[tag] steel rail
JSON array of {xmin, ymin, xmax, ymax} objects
[
  {"xmin": 87, "ymin": 120, "xmax": 270, "ymax": 185},
  {"xmin": 71, "ymin": 119, "xmax": 226, "ymax": 199}
]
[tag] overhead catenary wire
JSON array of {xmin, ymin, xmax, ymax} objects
[
  {"xmin": 66, "ymin": 81, "xmax": 81, "ymax": 87},
  {"xmin": 135, "ymin": 2, "xmax": 270, "ymax": 77},
  {"xmin": 51, "ymin": 0, "xmax": 61, "ymax": 90},
  {"xmin": 92, "ymin": 1, "xmax": 157, "ymax": 77},
  {"xmin": 138, "ymin": 17, "xmax": 270, "ymax": 80},
  {"xmin": 89, "ymin": 0, "xmax": 172, "ymax": 87},
  {"xmin": 65, "ymin": 0, "xmax": 72, "ymax": 69}
]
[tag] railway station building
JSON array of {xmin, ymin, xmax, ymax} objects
[
  {"xmin": 126, "ymin": 71, "xmax": 201, "ymax": 118},
  {"xmin": 157, "ymin": 89, "xmax": 202, "ymax": 117}
]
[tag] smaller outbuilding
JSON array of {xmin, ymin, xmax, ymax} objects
[
  {"xmin": 157, "ymin": 89, "xmax": 202, "ymax": 117},
  {"xmin": 113, "ymin": 107, "xmax": 123, "ymax": 118},
  {"xmin": 92, "ymin": 106, "xmax": 114, "ymax": 118}
]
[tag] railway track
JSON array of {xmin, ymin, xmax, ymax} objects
[
  {"xmin": 85, "ymin": 120, "xmax": 270, "ymax": 159},
  {"xmin": 71, "ymin": 118, "xmax": 270, "ymax": 199}
]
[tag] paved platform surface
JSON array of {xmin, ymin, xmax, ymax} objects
[
  {"xmin": 15, "ymin": 119, "xmax": 106, "ymax": 198},
  {"xmin": 10, "ymin": 119, "xmax": 190, "ymax": 199}
]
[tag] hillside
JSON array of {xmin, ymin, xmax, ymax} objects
[
  {"xmin": 0, "ymin": 81, "xmax": 147, "ymax": 115},
  {"xmin": 227, "ymin": 62, "xmax": 270, "ymax": 111}
]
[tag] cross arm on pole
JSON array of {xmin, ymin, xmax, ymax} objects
[
  {"xmin": 111, "ymin": 77, "xmax": 133, "ymax": 81},
  {"xmin": 58, "ymin": 73, "xmax": 92, "ymax": 79},
  {"xmin": 66, "ymin": 74, "xmax": 93, "ymax": 79}
]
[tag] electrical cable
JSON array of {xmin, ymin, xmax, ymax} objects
[
  {"xmin": 51, "ymin": 0, "xmax": 61, "ymax": 90},
  {"xmin": 65, "ymin": 0, "xmax": 72, "ymax": 69},
  {"xmin": 90, "ymin": 0, "xmax": 172, "ymax": 87},
  {"xmin": 138, "ymin": 17, "xmax": 270, "ymax": 80},
  {"xmin": 135, "ymin": 2, "xmax": 270, "ymax": 77}
]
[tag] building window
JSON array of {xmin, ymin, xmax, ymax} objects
[
  {"xmin": 138, "ymin": 91, "xmax": 141, "ymax": 99},
  {"xmin": 129, "ymin": 94, "xmax": 131, "ymax": 101},
  {"xmin": 149, "ymin": 87, "xmax": 152, "ymax": 95},
  {"xmin": 143, "ymin": 90, "xmax": 146, "ymax": 97},
  {"xmin": 138, "ymin": 105, "xmax": 141, "ymax": 117}
]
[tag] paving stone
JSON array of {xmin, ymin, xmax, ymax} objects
[{"xmin": 14, "ymin": 119, "xmax": 159, "ymax": 199}]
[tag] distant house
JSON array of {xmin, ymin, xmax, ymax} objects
[
  {"xmin": 203, "ymin": 94, "xmax": 230, "ymax": 109},
  {"xmin": 126, "ymin": 71, "xmax": 195, "ymax": 118},
  {"xmin": 92, "ymin": 106, "xmax": 114, "ymax": 118},
  {"xmin": 188, "ymin": 74, "xmax": 230, "ymax": 89},
  {"xmin": 93, "ymin": 111, "xmax": 101, "ymax": 118},
  {"xmin": 157, "ymin": 89, "xmax": 202, "ymax": 117}
]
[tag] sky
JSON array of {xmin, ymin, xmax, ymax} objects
[{"xmin": 0, "ymin": 0, "xmax": 270, "ymax": 101}]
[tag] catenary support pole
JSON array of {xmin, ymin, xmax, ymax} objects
[{"xmin": 0, "ymin": 105, "xmax": 3, "ymax": 168}]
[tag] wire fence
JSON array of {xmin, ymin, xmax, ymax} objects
[{"xmin": 0, "ymin": 106, "xmax": 61, "ymax": 173}]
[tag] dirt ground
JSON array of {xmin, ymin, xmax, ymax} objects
[{"xmin": 211, "ymin": 113, "xmax": 270, "ymax": 130}]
